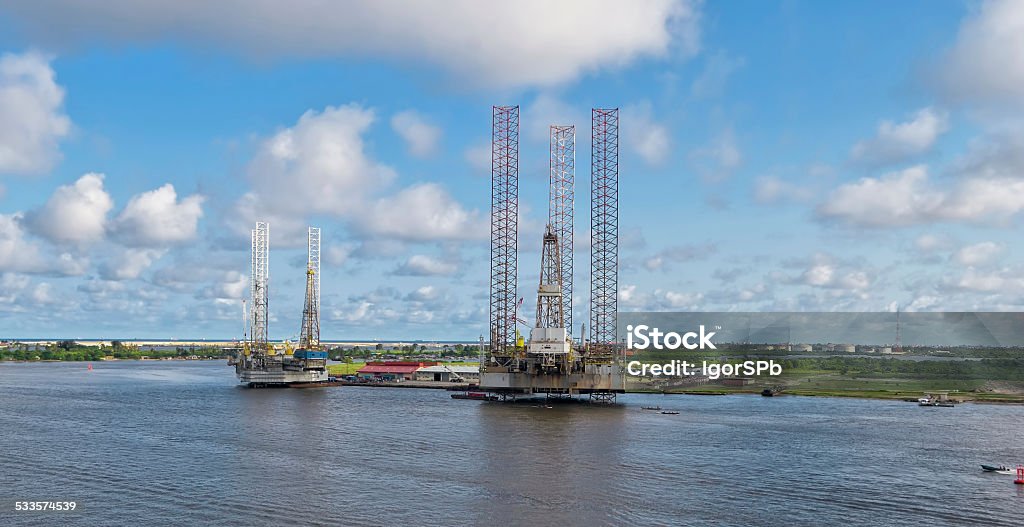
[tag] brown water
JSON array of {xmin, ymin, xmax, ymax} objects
[{"xmin": 1, "ymin": 361, "xmax": 1021, "ymax": 526}]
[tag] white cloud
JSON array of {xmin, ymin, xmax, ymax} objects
[
  {"xmin": 689, "ymin": 126, "xmax": 741, "ymax": 182},
  {"xmin": 643, "ymin": 243, "xmax": 715, "ymax": 272},
  {"xmin": 245, "ymin": 104, "xmax": 396, "ymax": 217},
  {"xmin": 752, "ymin": 175, "xmax": 815, "ymax": 204},
  {"xmin": 99, "ymin": 248, "xmax": 166, "ymax": 280},
  {"xmin": 952, "ymin": 241, "xmax": 1003, "ymax": 266},
  {"xmin": 324, "ymin": 245, "xmax": 354, "ymax": 267},
  {"xmin": 195, "ymin": 270, "xmax": 248, "ymax": 300},
  {"xmin": 358, "ymin": 183, "xmax": 486, "ymax": 242},
  {"xmin": 850, "ymin": 107, "xmax": 949, "ymax": 165},
  {"xmin": 940, "ymin": 0, "xmax": 1024, "ymax": 106},
  {"xmin": 622, "ymin": 101, "xmax": 671, "ymax": 166},
  {"xmin": 791, "ymin": 253, "xmax": 872, "ymax": 293},
  {"xmin": 393, "ymin": 254, "xmax": 458, "ymax": 276},
  {"xmin": 0, "ymin": 213, "xmax": 45, "ymax": 272},
  {"xmin": 914, "ymin": 233, "xmax": 953, "ymax": 252},
  {"xmin": 691, "ymin": 50, "xmax": 744, "ymax": 98},
  {"xmin": 523, "ymin": 93, "xmax": 585, "ymax": 142},
  {"xmin": 112, "ymin": 184, "xmax": 204, "ymax": 247},
  {"xmin": 24, "ymin": 173, "xmax": 112, "ymax": 245},
  {"xmin": 816, "ymin": 165, "xmax": 1024, "ymax": 227},
  {"xmin": 391, "ymin": 110, "xmax": 441, "ymax": 158},
  {"xmin": 0, "ymin": 51, "xmax": 71, "ymax": 174},
  {"xmin": 6, "ymin": 0, "xmax": 700, "ymax": 89}
]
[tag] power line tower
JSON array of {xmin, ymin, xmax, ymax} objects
[
  {"xmin": 535, "ymin": 225, "xmax": 564, "ymax": 329},
  {"xmin": 250, "ymin": 222, "xmax": 269, "ymax": 355},
  {"xmin": 589, "ymin": 108, "xmax": 619, "ymax": 359},
  {"xmin": 489, "ymin": 105, "xmax": 519, "ymax": 367},
  {"xmin": 299, "ymin": 227, "xmax": 321, "ymax": 350},
  {"xmin": 549, "ymin": 125, "xmax": 574, "ymax": 332}
]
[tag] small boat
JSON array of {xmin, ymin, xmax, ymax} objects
[
  {"xmin": 981, "ymin": 464, "xmax": 1013, "ymax": 474},
  {"xmin": 761, "ymin": 387, "xmax": 782, "ymax": 397},
  {"xmin": 919, "ymin": 395, "xmax": 955, "ymax": 407},
  {"xmin": 660, "ymin": 411, "xmax": 680, "ymax": 415},
  {"xmin": 641, "ymin": 406, "xmax": 662, "ymax": 411}
]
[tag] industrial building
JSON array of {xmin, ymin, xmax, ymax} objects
[
  {"xmin": 414, "ymin": 365, "xmax": 480, "ymax": 383},
  {"xmin": 356, "ymin": 361, "xmax": 436, "ymax": 381}
]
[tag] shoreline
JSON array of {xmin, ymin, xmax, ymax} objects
[{"xmin": 5, "ymin": 359, "xmax": 1023, "ymax": 404}]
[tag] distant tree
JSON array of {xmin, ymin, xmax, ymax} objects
[
  {"xmin": 375, "ymin": 343, "xmax": 383, "ymax": 351},
  {"xmin": 57, "ymin": 340, "xmax": 77, "ymax": 350}
]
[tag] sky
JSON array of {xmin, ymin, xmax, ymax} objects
[{"xmin": 1, "ymin": 0, "xmax": 1024, "ymax": 340}]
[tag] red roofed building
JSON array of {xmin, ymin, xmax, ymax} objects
[{"xmin": 356, "ymin": 361, "xmax": 437, "ymax": 381}]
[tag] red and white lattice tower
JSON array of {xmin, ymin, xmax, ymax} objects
[
  {"xmin": 549, "ymin": 125, "xmax": 575, "ymax": 332},
  {"xmin": 589, "ymin": 109, "xmax": 619, "ymax": 354},
  {"xmin": 489, "ymin": 106, "xmax": 519, "ymax": 362}
]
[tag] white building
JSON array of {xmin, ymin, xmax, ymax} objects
[{"xmin": 414, "ymin": 365, "xmax": 480, "ymax": 383}]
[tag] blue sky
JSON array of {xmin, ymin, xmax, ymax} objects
[{"xmin": 1, "ymin": 0, "xmax": 1024, "ymax": 340}]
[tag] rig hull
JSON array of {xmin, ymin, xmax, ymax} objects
[{"xmin": 479, "ymin": 363, "xmax": 624, "ymax": 396}]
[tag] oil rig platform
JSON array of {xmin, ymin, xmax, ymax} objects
[
  {"xmin": 234, "ymin": 223, "xmax": 329, "ymax": 387},
  {"xmin": 479, "ymin": 107, "xmax": 625, "ymax": 402}
]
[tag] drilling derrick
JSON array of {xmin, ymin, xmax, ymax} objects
[
  {"xmin": 527, "ymin": 225, "xmax": 570, "ymax": 375},
  {"xmin": 233, "ymin": 222, "xmax": 329, "ymax": 387},
  {"xmin": 488, "ymin": 105, "xmax": 520, "ymax": 367},
  {"xmin": 291, "ymin": 226, "xmax": 327, "ymax": 371},
  {"xmin": 589, "ymin": 108, "xmax": 619, "ymax": 363},
  {"xmin": 535, "ymin": 225, "xmax": 564, "ymax": 329},
  {"xmin": 299, "ymin": 227, "xmax": 321, "ymax": 350},
  {"xmin": 549, "ymin": 125, "xmax": 574, "ymax": 331}
]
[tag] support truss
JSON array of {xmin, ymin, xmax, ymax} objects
[
  {"xmin": 490, "ymin": 105, "xmax": 519, "ymax": 363},
  {"xmin": 589, "ymin": 109, "xmax": 619, "ymax": 354},
  {"xmin": 251, "ymin": 222, "xmax": 269, "ymax": 354},
  {"xmin": 549, "ymin": 125, "xmax": 575, "ymax": 332}
]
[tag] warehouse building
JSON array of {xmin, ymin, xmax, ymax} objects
[
  {"xmin": 356, "ymin": 361, "xmax": 436, "ymax": 381},
  {"xmin": 414, "ymin": 365, "xmax": 480, "ymax": 383}
]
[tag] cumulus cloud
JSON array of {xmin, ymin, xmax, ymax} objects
[
  {"xmin": 111, "ymin": 184, "xmax": 204, "ymax": 247},
  {"xmin": 0, "ymin": 51, "xmax": 71, "ymax": 174},
  {"xmin": 245, "ymin": 104, "xmax": 396, "ymax": 217},
  {"xmin": 4, "ymin": 0, "xmax": 700, "ymax": 89},
  {"xmin": 791, "ymin": 253, "xmax": 872, "ymax": 293},
  {"xmin": 391, "ymin": 111, "xmax": 440, "ymax": 157},
  {"xmin": 358, "ymin": 183, "xmax": 486, "ymax": 242},
  {"xmin": 752, "ymin": 175, "xmax": 816, "ymax": 204},
  {"xmin": 622, "ymin": 101, "xmax": 671, "ymax": 166},
  {"xmin": 393, "ymin": 254, "xmax": 458, "ymax": 276},
  {"xmin": 952, "ymin": 241, "xmax": 1003, "ymax": 267},
  {"xmin": 0, "ymin": 213, "xmax": 45, "ymax": 272},
  {"xmin": 99, "ymin": 248, "xmax": 166, "ymax": 280},
  {"xmin": 24, "ymin": 173, "xmax": 112, "ymax": 245},
  {"xmin": 850, "ymin": 107, "xmax": 949, "ymax": 165},
  {"xmin": 939, "ymin": 0, "xmax": 1024, "ymax": 106},
  {"xmin": 816, "ymin": 165, "xmax": 1024, "ymax": 227}
]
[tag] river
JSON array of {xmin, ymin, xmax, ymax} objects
[{"xmin": 1, "ymin": 361, "xmax": 1021, "ymax": 526}]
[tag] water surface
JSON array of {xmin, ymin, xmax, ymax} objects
[{"xmin": 1, "ymin": 361, "xmax": 1021, "ymax": 526}]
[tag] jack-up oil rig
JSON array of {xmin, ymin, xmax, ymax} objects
[
  {"xmin": 479, "ymin": 106, "xmax": 625, "ymax": 402},
  {"xmin": 234, "ymin": 224, "xmax": 329, "ymax": 387}
]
